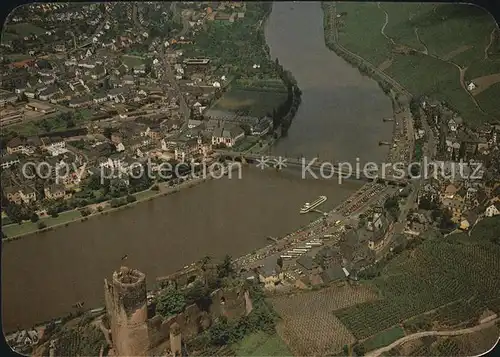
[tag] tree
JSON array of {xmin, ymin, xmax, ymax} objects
[
  {"xmin": 80, "ymin": 208, "xmax": 91, "ymax": 217},
  {"xmin": 110, "ymin": 179, "xmax": 128, "ymax": 198},
  {"xmin": 156, "ymin": 286, "xmax": 186, "ymax": 318},
  {"xmin": 353, "ymin": 343, "xmax": 365, "ymax": 356},
  {"xmin": 66, "ymin": 118, "xmax": 75, "ymax": 128},
  {"xmin": 126, "ymin": 194, "xmax": 137, "ymax": 203},
  {"xmin": 209, "ymin": 320, "xmax": 232, "ymax": 346},
  {"xmin": 30, "ymin": 213, "xmax": 39, "ymax": 223},
  {"xmin": 439, "ymin": 208, "xmax": 455, "ymax": 230},
  {"xmin": 201, "ymin": 255, "xmax": 212, "ymax": 270},
  {"xmin": 217, "ymin": 254, "xmax": 234, "ymax": 279},
  {"xmin": 103, "ymin": 127, "xmax": 113, "ymax": 139},
  {"xmin": 85, "ymin": 175, "xmax": 102, "ymax": 191},
  {"xmin": 276, "ymin": 256, "xmax": 283, "ymax": 270},
  {"xmin": 384, "ymin": 196, "xmax": 400, "ymax": 221},
  {"xmin": 410, "ymin": 163, "xmax": 421, "ymax": 177},
  {"xmin": 39, "ymin": 118, "xmax": 52, "ymax": 132},
  {"xmin": 37, "ymin": 221, "xmax": 47, "ymax": 230},
  {"xmin": 5, "ymin": 203, "xmax": 28, "ymax": 223}
]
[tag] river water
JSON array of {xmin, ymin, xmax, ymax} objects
[
  {"xmin": 267, "ymin": 2, "xmax": 393, "ymax": 164},
  {"xmin": 1, "ymin": 2, "xmax": 393, "ymax": 331}
]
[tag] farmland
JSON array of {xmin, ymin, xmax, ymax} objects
[
  {"xmin": 361, "ymin": 326, "xmax": 406, "ymax": 352},
  {"xmin": 334, "ymin": 238, "xmax": 500, "ymax": 340},
  {"xmin": 269, "ymin": 284, "xmax": 378, "ymax": 355},
  {"xmin": 207, "ymin": 86, "xmax": 288, "ymax": 119},
  {"xmin": 329, "ymin": 2, "xmax": 500, "ymax": 123}
]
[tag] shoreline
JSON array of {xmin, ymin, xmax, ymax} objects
[
  {"xmin": 2, "ymin": 164, "xmax": 239, "ymax": 243},
  {"xmin": 322, "ymin": 2, "xmax": 414, "ymax": 166}
]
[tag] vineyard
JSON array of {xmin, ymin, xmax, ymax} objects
[
  {"xmin": 270, "ymin": 284, "xmax": 378, "ymax": 355},
  {"xmin": 335, "ymin": 239, "xmax": 500, "ymax": 339},
  {"xmin": 429, "ymin": 297, "xmax": 487, "ymax": 328},
  {"xmin": 54, "ymin": 325, "xmax": 106, "ymax": 356}
]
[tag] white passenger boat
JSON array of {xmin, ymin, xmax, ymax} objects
[{"xmin": 300, "ymin": 195, "xmax": 327, "ymax": 214}]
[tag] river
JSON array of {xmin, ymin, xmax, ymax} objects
[
  {"xmin": 1, "ymin": 1, "xmax": 393, "ymax": 331},
  {"xmin": 267, "ymin": 2, "xmax": 393, "ymax": 164}
]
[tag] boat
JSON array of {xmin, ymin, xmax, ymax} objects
[{"xmin": 300, "ymin": 195, "xmax": 327, "ymax": 214}]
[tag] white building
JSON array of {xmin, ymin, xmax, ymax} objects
[{"xmin": 485, "ymin": 204, "xmax": 500, "ymax": 217}]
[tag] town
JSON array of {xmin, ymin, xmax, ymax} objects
[
  {"xmin": 2, "ymin": 2, "xmax": 500, "ymax": 357},
  {"xmin": 1, "ymin": 2, "xmax": 300, "ymax": 238}
]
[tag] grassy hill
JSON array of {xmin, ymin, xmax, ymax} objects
[{"xmin": 327, "ymin": 2, "xmax": 500, "ymax": 124}]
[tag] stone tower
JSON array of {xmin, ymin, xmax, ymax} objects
[
  {"xmin": 169, "ymin": 322, "xmax": 182, "ymax": 357},
  {"xmin": 104, "ymin": 266, "xmax": 150, "ymax": 356}
]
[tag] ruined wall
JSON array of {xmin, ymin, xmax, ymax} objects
[
  {"xmin": 105, "ymin": 267, "xmax": 253, "ymax": 354},
  {"xmin": 209, "ymin": 286, "xmax": 250, "ymax": 320},
  {"xmin": 146, "ymin": 286, "xmax": 252, "ymax": 350},
  {"xmin": 104, "ymin": 267, "xmax": 150, "ymax": 356}
]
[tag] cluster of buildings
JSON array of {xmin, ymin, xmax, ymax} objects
[
  {"xmin": 2, "ymin": 135, "xmax": 81, "ymax": 207},
  {"xmin": 413, "ymin": 97, "xmax": 500, "ymax": 231},
  {"xmin": 1, "ymin": 1, "xmax": 276, "ymax": 219}
]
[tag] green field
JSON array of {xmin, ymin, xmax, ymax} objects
[
  {"xmin": 134, "ymin": 190, "xmax": 158, "ymax": 201},
  {"xmin": 476, "ymin": 82, "xmax": 500, "ymax": 117},
  {"xmin": 361, "ymin": 326, "xmax": 405, "ymax": 352},
  {"xmin": 2, "ymin": 189, "xmax": 158, "ymax": 239},
  {"xmin": 210, "ymin": 87, "xmax": 288, "ymax": 118},
  {"xmin": 330, "ymin": 2, "xmax": 500, "ymax": 123},
  {"xmin": 334, "ymin": 235, "xmax": 500, "ymax": 340},
  {"xmin": 415, "ymin": 5, "xmax": 494, "ymax": 63},
  {"xmin": 121, "ymin": 54, "xmax": 145, "ymax": 67},
  {"xmin": 234, "ymin": 78, "xmax": 287, "ymax": 92},
  {"xmin": 4, "ymin": 53, "xmax": 34, "ymax": 61},
  {"xmin": 6, "ymin": 23, "xmax": 47, "ymax": 36},
  {"xmin": 335, "ymin": 2, "xmax": 389, "ymax": 66},
  {"xmin": 3, "ymin": 210, "xmax": 82, "ymax": 238},
  {"xmin": 384, "ymin": 53, "xmax": 491, "ymax": 124},
  {"xmin": 1, "ymin": 32, "xmax": 20, "ymax": 42},
  {"xmin": 232, "ymin": 136, "xmax": 260, "ymax": 152},
  {"xmin": 465, "ymin": 59, "xmax": 500, "ymax": 81},
  {"xmin": 382, "ymin": 3, "xmax": 432, "ymax": 51},
  {"xmin": 233, "ymin": 331, "xmax": 291, "ymax": 356}
]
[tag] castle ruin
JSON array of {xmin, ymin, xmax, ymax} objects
[{"xmin": 103, "ymin": 266, "xmax": 252, "ymax": 356}]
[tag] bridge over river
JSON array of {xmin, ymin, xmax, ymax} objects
[{"xmin": 216, "ymin": 150, "xmax": 408, "ymax": 186}]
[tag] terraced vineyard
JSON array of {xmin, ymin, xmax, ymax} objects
[
  {"xmin": 270, "ymin": 285, "xmax": 378, "ymax": 355},
  {"xmin": 430, "ymin": 298, "xmax": 487, "ymax": 328},
  {"xmin": 335, "ymin": 239, "xmax": 500, "ymax": 339}
]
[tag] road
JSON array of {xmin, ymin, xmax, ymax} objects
[
  {"xmin": 130, "ymin": 2, "xmax": 190, "ymax": 128},
  {"xmin": 235, "ymin": 182, "xmax": 389, "ymax": 270},
  {"xmin": 170, "ymin": 1, "xmax": 190, "ymax": 37},
  {"xmin": 365, "ymin": 317, "xmax": 500, "ymax": 357}
]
